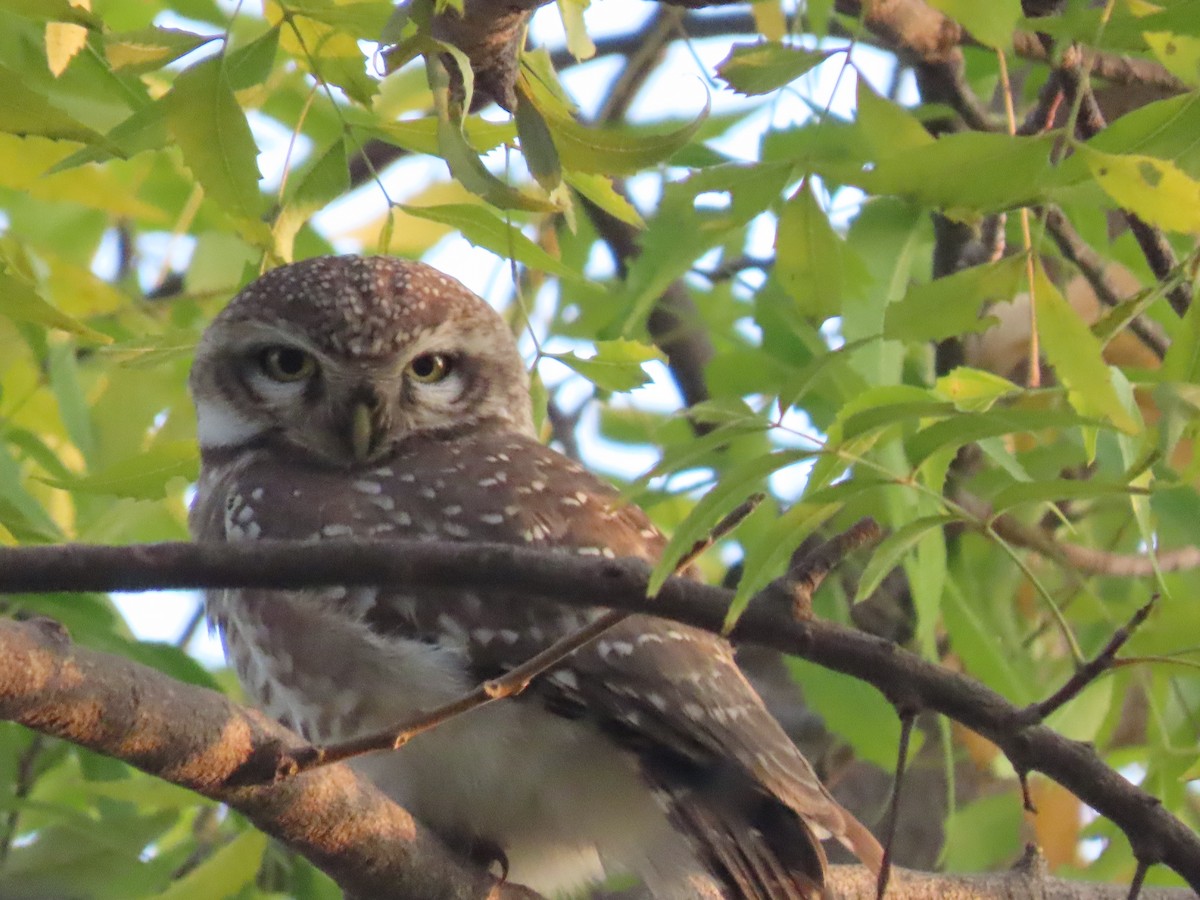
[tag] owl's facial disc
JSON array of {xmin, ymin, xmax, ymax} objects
[{"xmin": 191, "ymin": 257, "xmax": 537, "ymax": 466}]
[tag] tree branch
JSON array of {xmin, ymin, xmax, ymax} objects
[
  {"xmin": 0, "ymin": 540, "xmax": 1198, "ymax": 892},
  {"xmin": 0, "ymin": 615, "xmax": 534, "ymax": 900}
]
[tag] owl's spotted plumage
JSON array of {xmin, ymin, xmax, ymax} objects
[{"xmin": 189, "ymin": 256, "xmax": 881, "ymax": 898}]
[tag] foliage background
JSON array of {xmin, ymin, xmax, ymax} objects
[{"xmin": 0, "ymin": 0, "xmax": 1198, "ymax": 895}]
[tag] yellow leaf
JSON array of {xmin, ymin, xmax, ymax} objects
[
  {"xmin": 751, "ymin": 0, "xmax": 787, "ymax": 41},
  {"xmin": 45, "ymin": 0, "xmax": 90, "ymax": 77},
  {"xmin": 1080, "ymin": 146, "xmax": 1200, "ymax": 233}
]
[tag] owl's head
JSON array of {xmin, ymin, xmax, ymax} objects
[{"xmin": 190, "ymin": 256, "xmax": 534, "ymax": 467}]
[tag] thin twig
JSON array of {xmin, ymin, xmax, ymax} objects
[
  {"xmin": 0, "ymin": 733, "xmax": 45, "ymax": 862},
  {"xmin": 876, "ymin": 712, "xmax": 915, "ymax": 900},
  {"xmin": 1027, "ymin": 597, "xmax": 1157, "ymax": 722},
  {"xmin": 787, "ymin": 518, "xmax": 882, "ymax": 617}
]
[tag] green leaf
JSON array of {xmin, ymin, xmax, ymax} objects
[
  {"xmin": 1079, "ymin": 146, "xmax": 1200, "ymax": 233},
  {"xmin": 556, "ymin": 0, "xmax": 595, "ymax": 60},
  {"xmin": 732, "ymin": 501, "xmax": 840, "ymax": 611},
  {"xmin": 398, "ymin": 203, "xmax": 580, "ymax": 280},
  {"xmin": 942, "ymin": 794, "xmax": 1023, "ymax": 872},
  {"xmin": 280, "ymin": 0, "xmax": 392, "ymax": 38},
  {"xmin": 427, "ymin": 52, "xmax": 557, "ymax": 212},
  {"xmin": 224, "ymin": 25, "xmax": 281, "ymax": 90},
  {"xmin": 514, "ymin": 84, "xmax": 562, "ymax": 192},
  {"xmin": 925, "ymin": 0, "xmax": 1020, "ymax": 49},
  {"xmin": 990, "ymin": 477, "xmax": 1141, "ymax": 514},
  {"xmin": 648, "ymin": 450, "xmax": 814, "ymax": 596},
  {"xmin": 884, "ymin": 255, "xmax": 1024, "ymax": 342},
  {"xmin": 41, "ymin": 440, "xmax": 198, "ymax": 500},
  {"xmin": 274, "ymin": 138, "xmax": 349, "ymax": 261},
  {"xmin": 855, "ymin": 514, "xmax": 956, "ymax": 603},
  {"xmin": 165, "ymin": 55, "xmax": 264, "ymax": 221},
  {"xmin": 1033, "ymin": 261, "xmax": 1139, "ymax": 435},
  {"xmin": 546, "ymin": 339, "xmax": 665, "ymax": 392},
  {"xmin": 563, "ymin": 170, "xmax": 644, "ymax": 228},
  {"xmin": 716, "ymin": 42, "xmax": 833, "ymax": 95},
  {"xmin": 934, "ymin": 366, "xmax": 1020, "ymax": 412},
  {"xmin": 905, "ymin": 406, "xmax": 1094, "ymax": 468},
  {"xmin": 774, "ymin": 180, "xmax": 869, "ymax": 320},
  {"xmin": 46, "ymin": 340, "xmax": 96, "ymax": 466},
  {"xmin": 826, "ymin": 132, "xmax": 1055, "ymax": 215},
  {"xmin": 154, "ymin": 830, "xmax": 267, "ymax": 900},
  {"xmin": 0, "ymin": 64, "xmax": 120, "ymax": 151},
  {"xmin": 1082, "ymin": 92, "xmax": 1200, "ymax": 179},
  {"xmin": 805, "ymin": 385, "xmax": 933, "ymax": 493},
  {"xmin": 856, "ymin": 77, "xmax": 934, "ymax": 154},
  {"xmin": 786, "ymin": 657, "xmax": 918, "ymax": 769},
  {"xmin": 105, "ymin": 27, "xmax": 216, "ymax": 73},
  {"xmin": 522, "ymin": 72, "xmax": 710, "ymax": 175},
  {"xmin": 0, "ymin": 270, "xmax": 110, "ymax": 341}
]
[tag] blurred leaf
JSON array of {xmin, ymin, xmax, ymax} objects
[
  {"xmin": 855, "ymin": 514, "xmax": 955, "ymax": 603},
  {"xmin": 563, "ymin": 170, "xmax": 644, "ymax": 228},
  {"xmin": 733, "ymin": 501, "xmax": 839, "ymax": 609},
  {"xmin": 556, "ymin": 0, "xmax": 594, "ymax": 60},
  {"xmin": 105, "ymin": 26, "xmax": 215, "ymax": 73},
  {"xmin": 884, "ymin": 256, "xmax": 1023, "ymax": 342},
  {"xmin": 398, "ymin": 203, "xmax": 581, "ymax": 279},
  {"xmin": 856, "ymin": 77, "xmax": 933, "ymax": 154},
  {"xmin": 1033, "ymin": 261, "xmax": 1140, "ymax": 435},
  {"xmin": 515, "ymin": 84, "xmax": 562, "ymax": 192},
  {"xmin": 942, "ymin": 793, "xmax": 1023, "ymax": 872},
  {"xmin": 41, "ymin": 440, "xmax": 198, "ymax": 500},
  {"xmin": 46, "ymin": 339, "xmax": 96, "ymax": 465},
  {"xmin": 786, "ymin": 657, "xmax": 920, "ymax": 769},
  {"xmin": 278, "ymin": 0, "xmax": 391, "ymax": 38},
  {"xmin": 225, "ymin": 24, "xmax": 280, "ymax": 89},
  {"xmin": 649, "ymin": 450, "xmax": 813, "ymax": 596},
  {"xmin": 1080, "ymin": 146, "xmax": 1200, "ymax": 232},
  {"xmin": 905, "ymin": 405, "xmax": 1093, "ymax": 468},
  {"xmin": 1144, "ymin": 31, "xmax": 1200, "ymax": 87},
  {"xmin": 546, "ymin": 339, "xmax": 665, "ymax": 392},
  {"xmin": 717, "ymin": 42, "xmax": 833, "ymax": 95},
  {"xmin": 825, "ymin": 132, "xmax": 1056, "ymax": 214},
  {"xmin": 165, "ymin": 55, "xmax": 264, "ymax": 221},
  {"xmin": 274, "ymin": 138, "xmax": 349, "ymax": 261},
  {"xmin": 990, "ymin": 477, "xmax": 1141, "ymax": 513},
  {"xmin": 934, "ymin": 367, "xmax": 1020, "ymax": 412},
  {"xmin": 775, "ymin": 179, "xmax": 869, "ymax": 319},
  {"xmin": 155, "ymin": 827, "xmax": 268, "ymax": 900},
  {"xmin": 925, "ymin": 0, "xmax": 1020, "ymax": 49},
  {"xmin": 0, "ymin": 63, "xmax": 119, "ymax": 150},
  {"xmin": 522, "ymin": 70, "xmax": 710, "ymax": 175},
  {"xmin": 45, "ymin": 17, "xmax": 89, "ymax": 77},
  {"xmin": 0, "ymin": 270, "xmax": 111, "ymax": 342}
]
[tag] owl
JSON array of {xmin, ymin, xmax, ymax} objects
[{"xmin": 189, "ymin": 256, "xmax": 882, "ymax": 899}]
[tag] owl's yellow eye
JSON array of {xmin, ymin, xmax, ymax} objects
[
  {"xmin": 259, "ymin": 346, "xmax": 317, "ymax": 382},
  {"xmin": 407, "ymin": 353, "xmax": 452, "ymax": 383}
]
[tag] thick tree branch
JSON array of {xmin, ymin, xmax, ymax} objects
[
  {"xmin": 0, "ymin": 615, "xmax": 533, "ymax": 899},
  {"xmin": 0, "ymin": 540, "xmax": 1197, "ymax": 892}
]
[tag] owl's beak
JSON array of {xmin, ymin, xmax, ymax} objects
[{"xmin": 350, "ymin": 400, "xmax": 375, "ymax": 463}]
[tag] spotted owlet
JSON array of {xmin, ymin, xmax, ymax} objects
[{"xmin": 189, "ymin": 256, "xmax": 882, "ymax": 899}]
